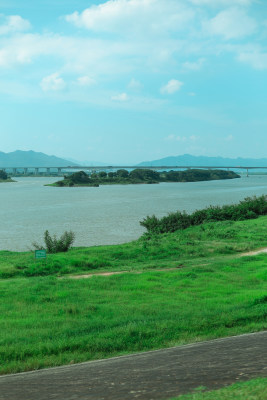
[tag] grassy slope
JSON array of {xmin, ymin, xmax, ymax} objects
[
  {"xmin": 170, "ymin": 378, "xmax": 267, "ymax": 399},
  {"xmin": 1, "ymin": 216, "xmax": 267, "ymax": 278},
  {"xmin": 0, "ymin": 217, "xmax": 266, "ymax": 374},
  {"xmin": 0, "ymin": 257, "xmax": 266, "ymax": 374}
]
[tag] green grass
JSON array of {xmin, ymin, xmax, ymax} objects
[
  {"xmin": 0, "ymin": 217, "xmax": 266, "ymax": 375},
  {"xmin": 0, "ymin": 253, "xmax": 266, "ymax": 374},
  {"xmin": 170, "ymin": 378, "xmax": 267, "ymax": 399},
  {"xmin": 1, "ymin": 216, "xmax": 267, "ymax": 278}
]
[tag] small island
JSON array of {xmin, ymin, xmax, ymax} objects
[
  {"xmin": 0, "ymin": 170, "xmax": 15, "ymax": 183},
  {"xmin": 49, "ymin": 168, "xmax": 240, "ymax": 187}
]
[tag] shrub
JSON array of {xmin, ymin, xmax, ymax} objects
[
  {"xmin": 33, "ymin": 230, "xmax": 75, "ymax": 253},
  {"xmin": 140, "ymin": 195, "xmax": 267, "ymax": 234}
]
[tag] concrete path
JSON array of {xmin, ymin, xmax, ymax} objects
[{"xmin": 0, "ymin": 332, "xmax": 266, "ymax": 400}]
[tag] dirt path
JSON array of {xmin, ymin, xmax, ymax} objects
[
  {"xmin": 64, "ymin": 245, "xmax": 267, "ymax": 280},
  {"xmin": 64, "ymin": 268, "xmax": 180, "ymax": 280},
  {"xmin": 241, "ymin": 246, "xmax": 267, "ymax": 256},
  {"xmin": 0, "ymin": 331, "xmax": 266, "ymax": 400}
]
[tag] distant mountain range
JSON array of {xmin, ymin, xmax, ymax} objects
[
  {"xmin": 138, "ymin": 154, "xmax": 267, "ymax": 167},
  {"xmin": 2, "ymin": 151, "xmax": 267, "ymax": 169},
  {"xmin": 0, "ymin": 151, "xmax": 77, "ymax": 167}
]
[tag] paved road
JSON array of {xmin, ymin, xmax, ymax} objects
[{"xmin": 0, "ymin": 332, "xmax": 266, "ymax": 400}]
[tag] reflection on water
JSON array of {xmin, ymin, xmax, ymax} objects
[{"xmin": 1, "ymin": 175, "xmax": 267, "ymax": 251}]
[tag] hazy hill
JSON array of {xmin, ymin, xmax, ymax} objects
[
  {"xmin": 138, "ymin": 154, "xmax": 267, "ymax": 167},
  {"xmin": 67, "ymin": 158, "xmax": 109, "ymax": 166},
  {"xmin": 0, "ymin": 151, "xmax": 78, "ymax": 167}
]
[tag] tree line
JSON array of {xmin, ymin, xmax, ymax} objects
[{"xmin": 54, "ymin": 168, "xmax": 240, "ymax": 186}]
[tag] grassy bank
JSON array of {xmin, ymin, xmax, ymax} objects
[
  {"xmin": 170, "ymin": 378, "xmax": 267, "ymax": 399},
  {"xmin": 0, "ymin": 217, "xmax": 266, "ymax": 374},
  {"xmin": 1, "ymin": 216, "xmax": 267, "ymax": 278}
]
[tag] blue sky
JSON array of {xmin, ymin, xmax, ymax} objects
[{"xmin": 0, "ymin": 0, "xmax": 266, "ymax": 164}]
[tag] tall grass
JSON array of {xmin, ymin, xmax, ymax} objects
[{"xmin": 33, "ymin": 230, "xmax": 75, "ymax": 253}]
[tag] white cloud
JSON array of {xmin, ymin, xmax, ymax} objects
[
  {"xmin": 176, "ymin": 136, "xmax": 187, "ymax": 142},
  {"xmin": 0, "ymin": 33, "xmax": 60, "ymax": 67},
  {"xmin": 238, "ymin": 51, "xmax": 267, "ymax": 70},
  {"xmin": 0, "ymin": 15, "xmax": 31, "ymax": 35},
  {"xmin": 225, "ymin": 134, "xmax": 234, "ymax": 141},
  {"xmin": 165, "ymin": 134, "xmax": 186, "ymax": 142},
  {"xmin": 161, "ymin": 79, "xmax": 183, "ymax": 95},
  {"xmin": 165, "ymin": 134, "xmax": 175, "ymax": 141},
  {"xmin": 0, "ymin": 2, "xmax": 262, "ymax": 79},
  {"xmin": 40, "ymin": 73, "xmax": 66, "ymax": 92},
  {"xmin": 165, "ymin": 134, "xmax": 198, "ymax": 142},
  {"xmin": 128, "ymin": 78, "xmax": 143, "ymax": 90},
  {"xmin": 0, "ymin": 33, "xmax": 138, "ymax": 73},
  {"xmin": 65, "ymin": 0, "xmax": 195, "ymax": 36},
  {"xmin": 182, "ymin": 58, "xmax": 205, "ymax": 70},
  {"xmin": 0, "ymin": 0, "xmax": 264, "ymax": 104},
  {"xmin": 190, "ymin": 135, "xmax": 197, "ymax": 141},
  {"xmin": 76, "ymin": 76, "xmax": 96, "ymax": 86},
  {"xmin": 189, "ymin": 0, "xmax": 252, "ymax": 6},
  {"xmin": 111, "ymin": 92, "xmax": 129, "ymax": 101},
  {"xmin": 204, "ymin": 7, "xmax": 257, "ymax": 39}
]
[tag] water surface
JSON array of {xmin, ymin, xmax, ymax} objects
[{"xmin": 1, "ymin": 175, "xmax": 267, "ymax": 251}]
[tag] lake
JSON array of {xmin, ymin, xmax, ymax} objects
[{"xmin": 1, "ymin": 175, "xmax": 267, "ymax": 251}]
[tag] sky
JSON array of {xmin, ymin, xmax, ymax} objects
[{"xmin": 0, "ymin": 0, "xmax": 266, "ymax": 164}]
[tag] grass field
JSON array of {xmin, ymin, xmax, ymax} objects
[
  {"xmin": 0, "ymin": 217, "xmax": 266, "ymax": 375},
  {"xmin": 170, "ymin": 377, "xmax": 267, "ymax": 399}
]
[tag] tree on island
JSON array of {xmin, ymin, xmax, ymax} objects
[
  {"xmin": 0, "ymin": 170, "xmax": 8, "ymax": 180},
  {"xmin": 116, "ymin": 169, "xmax": 129, "ymax": 178}
]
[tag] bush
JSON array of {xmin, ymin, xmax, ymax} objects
[
  {"xmin": 33, "ymin": 230, "xmax": 75, "ymax": 253},
  {"xmin": 140, "ymin": 195, "xmax": 267, "ymax": 234}
]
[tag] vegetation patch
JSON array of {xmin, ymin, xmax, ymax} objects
[
  {"xmin": 1, "ymin": 216, "xmax": 267, "ymax": 278},
  {"xmin": 50, "ymin": 168, "xmax": 240, "ymax": 187},
  {"xmin": 141, "ymin": 195, "xmax": 267, "ymax": 234},
  {"xmin": 170, "ymin": 378, "xmax": 267, "ymax": 399},
  {"xmin": 0, "ymin": 169, "xmax": 15, "ymax": 182},
  {"xmin": 33, "ymin": 230, "xmax": 75, "ymax": 253}
]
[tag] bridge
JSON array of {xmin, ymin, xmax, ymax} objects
[{"xmin": 2, "ymin": 165, "xmax": 267, "ymax": 177}]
